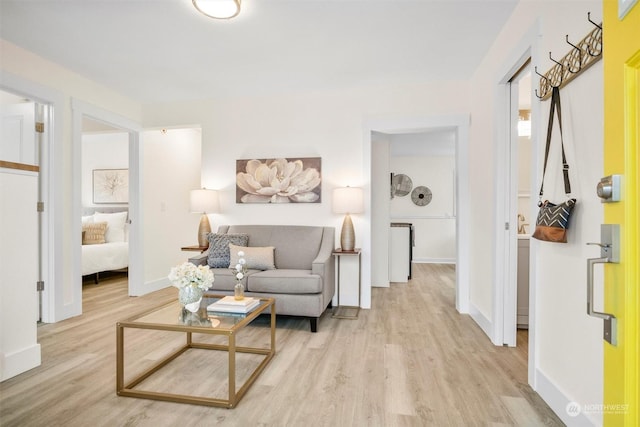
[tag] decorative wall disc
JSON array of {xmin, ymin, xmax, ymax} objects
[
  {"xmin": 391, "ymin": 174, "xmax": 413, "ymax": 197},
  {"xmin": 411, "ymin": 186, "xmax": 432, "ymax": 206}
]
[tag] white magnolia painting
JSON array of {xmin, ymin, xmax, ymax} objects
[
  {"xmin": 236, "ymin": 157, "xmax": 321, "ymax": 203},
  {"xmin": 93, "ymin": 169, "xmax": 129, "ymax": 204}
]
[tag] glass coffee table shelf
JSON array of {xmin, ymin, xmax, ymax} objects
[{"xmin": 116, "ymin": 294, "xmax": 275, "ymax": 408}]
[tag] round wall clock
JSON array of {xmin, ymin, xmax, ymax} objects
[
  {"xmin": 411, "ymin": 186, "xmax": 432, "ymax": 206},
  {"xmin": 391, "ymin": 174, "xmax": 413, "ymax": 197}
]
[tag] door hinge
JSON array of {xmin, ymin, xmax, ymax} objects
[
  {"xmin": 505, "ymin": 222, "xmax": 510, "ymax": 230},
  {"xmin": 37, "ymin": 281, "xmax": 45, "ymax": 291},
  {"xmin": 37, "ymin": 202, "xmax": 44, "ymax": 212},
  {"xmin": 35, "ymin": 122, "xmax": 45, "ymax": 133}
]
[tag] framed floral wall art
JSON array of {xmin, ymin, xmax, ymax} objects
[
  {"xmin": 236, "ymin": 157, "xmax": 321, "ymax": 203},
  {"xmin": 93, "ymin": 169, "xmax": 129, "ymax": 204}
]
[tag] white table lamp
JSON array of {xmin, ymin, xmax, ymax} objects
[
  {"xmin": 332, "ymin": 186, "xmax": 364, "ymax": 251},
  {"xmin": 190, "ymin": 189, "xmax": 220, "ymax": 247}
]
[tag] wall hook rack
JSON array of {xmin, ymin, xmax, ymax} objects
[
  {"xmin": 536, "ymin": 12, "xmax": 602, "ymax": 100},
  {"xmin": 565, "ymin": 35, "xmax": 582, "ymax": 73}
]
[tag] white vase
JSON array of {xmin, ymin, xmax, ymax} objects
[
  {"xmin": 184, "ymin": 299, "xmax": 202, "ymax": 313},
  {"xmin": 179, "ymin": 285, "xmax": 204, "ymax": 313}
]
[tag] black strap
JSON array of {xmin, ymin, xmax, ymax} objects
[{"xmin": 538, "ymin": 86, "xmax": 571, "ymax": 202}]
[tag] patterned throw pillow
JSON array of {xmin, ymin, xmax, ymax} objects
[
  {"xmin": 207, "ymin": 233, "xmax": 249, "ymax": 268},
  {"xmin": 82, "ymin": 221, "xmax": 108, "ymax": 245}
]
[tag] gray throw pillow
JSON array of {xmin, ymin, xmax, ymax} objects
[{"xmin": 207, "ymin": 233, "xmax": 249, "ymax": 268}]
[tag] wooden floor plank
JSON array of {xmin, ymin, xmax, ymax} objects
[{"xmin": 0, "ymin": 264, "xmax": 563, "ymax": 426}]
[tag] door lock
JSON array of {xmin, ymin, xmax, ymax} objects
[{"xmin": 597, "ymin": 175, "xmax": 621, "ymax": 202}]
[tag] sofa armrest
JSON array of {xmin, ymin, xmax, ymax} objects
[
  {"xmin": 312, "ymin": 227, "xmax": 336, "ymax": 304},
  {"xmin": 189, "ymin": 251, "xmax": 209, "ymax": 266}
]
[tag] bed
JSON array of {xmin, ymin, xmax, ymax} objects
[{"xmin": 82, "ymin": 208, "xmax": 129, "ymax": 283}]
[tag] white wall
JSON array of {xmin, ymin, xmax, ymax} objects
[
  {"xmin": 81, "ymin": 132, "xmax": 128, "ymax": 207},
  {"xmin": 142, "ymin": 81, "xmax": 472, "ymax": 309},
  {"xmin": 390, "ymin": 155, "xmax": 456, "ymax": 263},
  {"xmin": 469, "ymin": 1, "xmax": 603, "ymax": 425},
  {"xmin": 142, "ymin": 128, "xmax": 202, "ymax": 290}
]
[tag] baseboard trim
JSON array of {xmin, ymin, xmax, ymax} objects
[
  {"xmin": 468, "ymin": 302, "xmax": 493, "ymax": 341},
  {"xmin": 412, "ymin": 258, "xmax": 456, "ymax": 264},
  {"xmin": 1, "ymin": 343, "xmax": 41, "ymax": 382},
  {"xmin": 133, "ymin": 278, "xmax": 171, "ymax": 297},
  {"xmin": 535, "ymin": 368, "xmax": 599, "ymax": 426}
]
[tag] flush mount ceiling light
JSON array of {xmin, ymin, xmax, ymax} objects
[{"xmin": 192, "ymin": 0, "xmax": 241, "ymax": 19}]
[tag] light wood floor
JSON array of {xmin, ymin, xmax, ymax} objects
[{"xmin": 0, "ymin": 264, "xmax": 562, "ymax": 426}]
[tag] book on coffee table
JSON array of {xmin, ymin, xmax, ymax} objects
[{"xmin": 207, "ymin": 296, "xmax": 260, "ymax": 314}]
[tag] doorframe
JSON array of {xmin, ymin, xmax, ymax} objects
[
  {"xmin": 71, "ymin": 99, "xmax": 143, "ymax": 312},
  {"xmin": 492, "ymin": 21, "xmax": 540, "ymax": 387},
  {"xmin": 1, "ymin": 71, "xmax": 64, "ymax": 323},
  {"xmin": 364, "ymin": 114, "xmax": 470, "ymax": 313}
]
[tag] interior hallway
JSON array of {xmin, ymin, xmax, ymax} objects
[{"xmin": 0, "ymin": 264, "xmax": 562, "ymax": 426}]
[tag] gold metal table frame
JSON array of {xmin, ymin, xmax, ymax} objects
[{"xmin": 116, "ymin": 295, "xmax": 276, "ymax": 408}]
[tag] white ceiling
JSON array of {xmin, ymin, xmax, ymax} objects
[{"xmin": 0, "ymin": 0, "xmax": 519, "ymax": 103}]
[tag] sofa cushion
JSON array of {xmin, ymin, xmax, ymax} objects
[
  {"xmin": 229, "ymin": 244, "xmax": 275, "ymax": 270},
  {"xmin": 225, "ymin": 225, "xmax": 323, "ymax": 269},
  {"xmin": 207, "ymin": 233, "xmax": 249, "ymax": 268},
  {"xmin": 247, "ymin": 269, "xmax": 322, "ymax": 294},
  {"xmin": 208, "ymin": 268, "xmax": 260, "ymax": 291}
]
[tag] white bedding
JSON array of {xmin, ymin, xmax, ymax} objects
[{"xmin": 82, "ymin": 242, "xmax": 129, "ymax": 276}]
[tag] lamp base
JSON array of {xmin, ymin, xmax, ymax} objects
[
  {"xmin": 197, "ymin": 214, "xmax": 211, "ymax": 247},
  {"xmin": 340, "ymin": 214, "xmax": 355, "ymax": 251}
]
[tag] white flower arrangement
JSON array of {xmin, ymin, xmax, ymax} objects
[
  {"xmin": 168, "ymin": 262, "xmax": 214, "ymax": 291},
  {"xmin": 233, "ymin": 251, "xmax": 247, "ymax": 282}
]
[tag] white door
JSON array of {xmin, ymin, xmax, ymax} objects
[{"xmin": 1, "ymin": 95, "xmax": 36, "ymax": 165}]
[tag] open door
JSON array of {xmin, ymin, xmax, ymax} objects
[{"xmin": 602, "ymin": 1, "xmax": 639, "ymax": 425}]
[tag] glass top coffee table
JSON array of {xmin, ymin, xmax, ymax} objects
[{"xmin": 116, "ymin": 294, "xmax": 275, "ymax": 408}]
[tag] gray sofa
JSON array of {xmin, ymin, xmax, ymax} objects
[{"xmin": 189, "ymin": 225, "xmax": 335, "ymax": 332}]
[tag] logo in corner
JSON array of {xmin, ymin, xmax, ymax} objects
[{"xmin": 566, "ymin": 401, "xmax": 581, "ymax": 417}]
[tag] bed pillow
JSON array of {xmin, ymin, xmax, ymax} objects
[
  {"xmin": 94, "ymin": 211, "xmax": 127, "ymax": 243},
  {"xmin": 82, "ymin": 221, "xmax": 108, "ymax": 245},
  {"xmin": 229, "ymin": 244, "xmax": 276, "ymax": 270},
  {"xmin": 207, "ymin": 233, "xmax": 249, "ymax": 268},
  {"xmin": 81, "ymin": 214, "xmax": 94, "ymax": 223}
]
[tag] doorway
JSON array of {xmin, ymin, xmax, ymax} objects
[
  {"xmin": 502, "ymin": 62, "xmax": 534, "ymax": 348},
  {"xmin": 80, "ymin": 118, "xmax": 130, "ymax": 289},
  {"xmin": 1, "ymin": 88, "xmax": 49, "ymax": 321},
  {"xmin": 366, "ymin": 115, "xmax": 471, "ymax": 314},
  {"xmin": 72, "ymin": 99, "xmax": 142, "ymax": 316}
]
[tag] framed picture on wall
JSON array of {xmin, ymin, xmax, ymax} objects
[
  {"xmin": 236, "ymin": 157, "xmax": 322, "ymax": 203},
  {"xmin": 93, "ymin": 169, "xmax": 129, "ymax": 204}
]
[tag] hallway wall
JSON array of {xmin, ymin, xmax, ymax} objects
[{"xmin": 469, "ymin": 1, "xmax": 603, "ymax": 425}]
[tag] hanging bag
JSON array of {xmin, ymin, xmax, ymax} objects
[{"xmin": 532, "ymin": 86, "xmax": 577, "ymax": 243}]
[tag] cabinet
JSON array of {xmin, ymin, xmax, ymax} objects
[
  {"xmin": 517, "ymin": 237, "xmax": 530, "ymax": 328},
  {"xmin": 389, "ymin": 223, "xmax": 412, "ymax": 282}
]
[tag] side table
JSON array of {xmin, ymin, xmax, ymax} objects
[
  {"xmin": 181, "ymin": 245, "xmax": 208, "ymax": 253},
  {"xmin": 332, "ymin": 248, "xmax": 361, "ymax": 319}
]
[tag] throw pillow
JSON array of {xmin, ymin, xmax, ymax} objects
[
  {"xmin": 82, "ymin": 221, "xmax": 108, "ymax": 245},
  {"xmin": 207, "ymin": 233, "xmax": 249, "ymax": 268},
  {"xmin": 94, "ymin": 211, "xmax": 127, "ymax": 243},
  {"xmin": 229, "ymin": 244, "xmax": 276, "ymax": 270}
]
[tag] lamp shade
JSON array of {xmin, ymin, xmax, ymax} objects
[
  {"xmin": 190, "ymin": 189, "xmax": 219, "ymax": 214},
  {"xmin": 332, "ymin": 187, "xmax": 364, "ymax": 214},
  {"xmin": 192, "ymin": 0, "xmax": 241, "ymax": 19}
]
